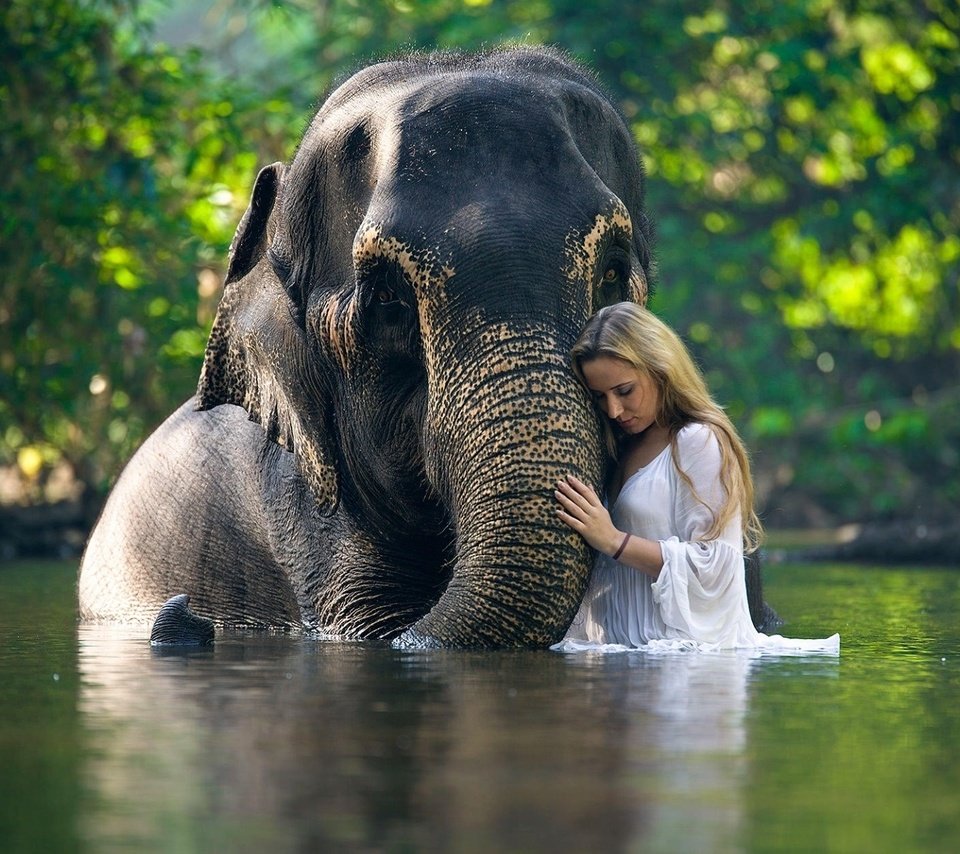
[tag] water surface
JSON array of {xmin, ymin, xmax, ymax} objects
[{"xmin": 1, "ymin": 560, "xmax": 958, "ymax": 852}]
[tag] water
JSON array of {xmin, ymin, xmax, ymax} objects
[{"xmin": 2, "ymin": 560, "xmax": 959, "ymax": 853}]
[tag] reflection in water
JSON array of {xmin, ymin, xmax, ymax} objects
[
  {"xmin": 77, "ymin": 627, "xmax": 787, "ymax": 851},
  {"xmin": 0, "ymin": 562, "xmax": 946, "ymax": 851},
  {"xmin": 624, "ymin": 653, "xmax": 751, "ymax": 852}
]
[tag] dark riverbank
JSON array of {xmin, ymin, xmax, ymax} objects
[
  {"xmin": 0, "ymin": 497, "xmax": 102, "ymax": 561},
  {"xmin": 776, "ymin": 520, "xmax": 960, "ymax": 567}
]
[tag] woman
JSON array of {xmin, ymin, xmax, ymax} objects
[{"xmin": 554, "ymin": 302, "xmax": 838, "ymax": 653}]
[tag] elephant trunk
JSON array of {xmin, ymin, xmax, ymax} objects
[{"xmin": 396, "ymin": 322, "xmax": 605, "ymax": 648}]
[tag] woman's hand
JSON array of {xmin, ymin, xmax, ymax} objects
[{"xmin": 555, "ymin": 475, "xmax": 623, "ymax": 556}]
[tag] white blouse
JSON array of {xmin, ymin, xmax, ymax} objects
[{"xmin": 556, "ymin": 422, "xmax": 839, "ymax": 654}]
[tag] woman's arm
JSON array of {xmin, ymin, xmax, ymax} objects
[{"xmin": 554, "ymin": 475, "xmax": 663, "ymax": 578}]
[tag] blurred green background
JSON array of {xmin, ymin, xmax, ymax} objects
[{"xmin": 1, "ymin": 0, "xmax": 957, "ymax": 541}]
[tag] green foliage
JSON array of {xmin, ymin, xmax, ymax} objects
[
  {"xmin": 2, "ymin": 0, "xmax": 957, "ymax": 525},
  {"xmin": 0, "ymin": 0, "xmax": 299, "ymax": 489}
]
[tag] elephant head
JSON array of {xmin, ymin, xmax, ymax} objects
[{"xmin": 196, "ymin": 48, "xmax": 652, "ymax": 647}]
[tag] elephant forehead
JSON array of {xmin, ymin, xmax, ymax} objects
[{"xmin": 393, "ymin": 76, "xmax": 563, "ymax": 161}]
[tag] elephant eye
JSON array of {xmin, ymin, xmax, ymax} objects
[
  {"xmin": 375, "ymin": 285, "xmax": 398, "ymax": 305},
  {"xmin": 361, "ymin": 259, "xmax": 410, "ymax": 316},
  {"xmin": 594, "ymin": 253, "xmax": 630, "ymax": 311},
  {"xmin": 602, "ymin": 258, "xmax": 629, "ymax": 284}
]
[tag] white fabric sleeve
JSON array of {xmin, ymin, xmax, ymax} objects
[{"xmin": 649, "ymin": 425, "xmax": 752, "ymax": 644}]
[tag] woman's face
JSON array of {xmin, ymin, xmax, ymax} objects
[{"xmin": 580, "ymin": 356, "xmax": 660, "ymax": 435}]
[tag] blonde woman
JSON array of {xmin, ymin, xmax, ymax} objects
[{"xmin": 555, "ymin": 302, "xmax": 838, "ymax": 652}]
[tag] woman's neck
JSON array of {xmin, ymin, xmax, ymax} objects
[{"xmin": 618, "ymin": 423, "xmax": 672, "ymax": 477}]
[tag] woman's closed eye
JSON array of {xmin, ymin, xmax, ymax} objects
[{"xmin": 592, "ymin": 386, "xmax": 632, "ymax": 402}]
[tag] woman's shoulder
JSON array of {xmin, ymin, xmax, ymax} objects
[
  {"xmin": 674, "ymin": 422, "xmax": 722, "ymax": 468},
  {"xmin": 675, "ymin": 421, "xmax": 718, "ymax": 449}
]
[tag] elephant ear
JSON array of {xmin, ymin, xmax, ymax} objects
[{"xmin": 196, "ymin": 162, "xmax": 340, "ymax": 514}]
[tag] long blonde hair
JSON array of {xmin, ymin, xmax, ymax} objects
[{"xmin": 571, "ymin": 302, "xmax": 763, "ymax": 552}]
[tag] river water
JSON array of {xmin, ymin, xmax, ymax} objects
[{"xmin": 2, "ymin": 559, "xmax": 959, "ymax": 852}]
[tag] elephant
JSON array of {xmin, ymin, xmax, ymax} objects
[{"xmin": 80, "ymin": 47, "xmax": 769, "ymax": 648}]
